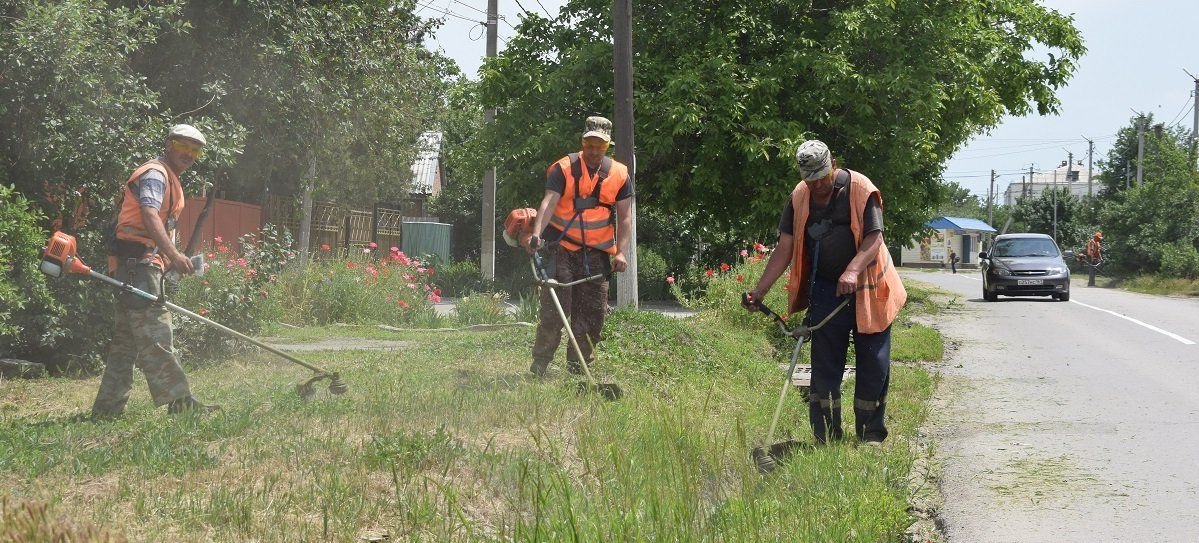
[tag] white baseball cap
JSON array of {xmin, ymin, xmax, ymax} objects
[{"xmin": 168, "ymin": 124, "xmax": 207, "ymax": 146}]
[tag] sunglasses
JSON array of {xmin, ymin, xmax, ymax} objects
[
  {"xmin": 171, "ymin": 140, "xmax": 204, "ymax": 159},
  {"xmin": 581, "ymin": 139, "xmax": 610, "ymax": 151}
]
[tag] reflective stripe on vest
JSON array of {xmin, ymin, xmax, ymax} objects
[{"xmin": 547, "ymin": 153, "xmax": 628, "ymax": 254}]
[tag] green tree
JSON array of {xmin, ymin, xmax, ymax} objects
[
  {"xmin": 478, "ymin": 0, "xmax": 1084, "ymax": 248},
  {"xmin": 1010, "ymin": 188, "xmax": 1087, "ymax": 250},
  {"xmin": 1097, "ymin": 114, "xmax": 1196, "ymax": 199}
]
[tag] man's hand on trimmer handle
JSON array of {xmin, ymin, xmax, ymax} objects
[{"xmin": 742, "ymin": 292, "xmax": 777, "ymax": 319}]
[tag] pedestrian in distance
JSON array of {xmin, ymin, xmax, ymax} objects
[
  {"xmin": 91, "ymin": 124, "xmax": 219, "ymax": 418},
  {"xmin": 525, "ymin": 116, "xmax": 634, "ymax": 377},
  {"xmin": 744, "ymin": 139, "xmax": 907, "ymax": 445},
  {"xmin": 949, "ymin": 250, "xmax": 958, "ymax": 274}
]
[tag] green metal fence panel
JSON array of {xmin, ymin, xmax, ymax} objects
[{"xmin": 401, "ymin": 221, "xmax": 452, "ymax": 263}]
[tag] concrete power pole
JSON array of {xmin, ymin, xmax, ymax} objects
[
  {"xmin": 1084, "ymin": 137, "xmax": 1094, "ymax": 198},
  {"xmin": 1192, "ymin": 73, "xmax": 1199, "ymax": 171},
  {"xmin": 1028, "ymin": 165, "xmax": 1034, "ymax": 198},
  {"xmin": 480, "ymin": 0, "xmax": 498, "ymax": 281},
  {"xmin": 988, "ymin": 169, "xmax": 995, "ymax": 226},
  {"xmin": 613, "ymin": 0, "xmax": 638, "ymax": 307},
  {"xmin": 1136, "ymin": 113, "xmax": 1145, "ymax": 186}
]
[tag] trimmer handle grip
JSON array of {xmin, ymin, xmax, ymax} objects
[
  {"xmin": 532, "ymin": 250, "xmax": 550, "ymax": 281},
  {"xmin": 742, "ymin": 292, "xmax": 781, "ymax": 321}
]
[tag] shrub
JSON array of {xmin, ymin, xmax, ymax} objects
[
  {"xmin": 1158, "ymin": 240, "xmax": 1199, "ymax": 279},
  {"xmin": 636, "ymin": 246, "xmax": 668, "ymax": 301},
  {"xmin": 435, "ymin": 259, "xmax": 490, "ymax": 297},
  {"xmin": 276, "ymin": 244, "xmax": 443, "ymax": 327},
  {"xmin": 0, "ymin": 186, "xmax": 64, "ymax": 361},
  {"xmin": 170, "ymin": 225, "xmax": 294, "ymax": 361},
  {"xmin": 452, "ymin": 291, "xmax": 511, "ymax": 325}
]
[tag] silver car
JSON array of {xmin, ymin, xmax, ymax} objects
[{"xmin": 979, "ymin": 233, "xmax": 1073, "ymax": 302}]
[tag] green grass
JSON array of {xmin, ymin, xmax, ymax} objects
[
  {"xmin": 1120, "ymin": 274, "xmax": 1199, "ymax": 296},
  {"xmin": 0, "ymin": 287, "xmax": 944, "ymax": 542}
]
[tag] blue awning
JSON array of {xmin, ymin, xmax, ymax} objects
[{"xmin": 926, "ymin": 216, "xmax": 996, "ymax": 233}]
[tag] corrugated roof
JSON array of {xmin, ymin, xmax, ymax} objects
[
  {"xmin": 409, "ymin": 131, "xmax": 442, "ymax": 195},
  {"xmin": 926, "ymin": 216, "xmax": 996, "ymax": 233}
]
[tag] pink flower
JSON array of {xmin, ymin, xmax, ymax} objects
[
  {"xmin": 428, "ymin": 292, "xmax": 442, "ymax": 303},
  {"xmin": 198, "ymin": 309, "xmax": 208, "ymax": 316},
  {"xmin": 433, "ymin": 288, "xmax": 442, "ymax": 296},
  {"xmin": 206, "ymin": 252, "xmax": 214, "ymax": 258},
  {"xmin": 363, "ymin": 248, "xmax": 371, "ymax": 254},
  {"xmin": 368, "ymin": 242, "xmax": 378, "ymax": 249},
  {"xmin": 740, "ymin": 249, "xmax": 749, "ymax": 257},
  {"xmin": 390, "ymin": 246, "xmax": 399, "ymax": 252},
  {"xmin": 237, "ymin": 258, "xmax": 247, "ymax": 268},
  {"xmin": 705, "ymin": 269, "xmax": 714, "ymax": 277},
  {"xmin": 407, "ymin": 283, "xmax": 416, "ymax": 289},
  {"xmin": 213, "ymin": 236, "xmax": 223, "ymax": 243},
  {"xmin": 754, "ymin": 242, "xmax": 767, "ymax": 253},
  {"xmin": 720, "ymin": 263, "xmax": 730, "ymax": 271},
  {"xmin": 320, "ymin": 244, "xmax": 330, "ymax": 251},
  {"xmin": 666, "ymin": 276, "xmax": 675, "ymax": 284}
]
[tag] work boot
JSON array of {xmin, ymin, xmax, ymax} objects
[
  {"xmin": 167, "ymin": 395, "xmax": 221, "ymax": 414},
  {"xmin": 89, "ymin": 408, "xmax": 124, "ymax": 421},
  {"xmin": 529, "ymin": 357, "xmax": 551, "ymax": 378},
  {"xmin": 809, "ymin": 395, "xmax": 843, "ymax": 444},
  {"xmin": 854, "ymin": 404, "xmax": 889, "ymax": 444}
]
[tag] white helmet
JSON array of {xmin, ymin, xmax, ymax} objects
[{"xmin": 168, "ymin": 124, "xmax": 207, "ymax": 146}]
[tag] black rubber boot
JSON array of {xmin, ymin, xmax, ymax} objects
[
  {"xmin": 529, "ymin": 357, "xmax": 551, "ymax": 377},
  {"xmin": 809, "ymin": 399, "xmax": 843, "ymax": 444}
]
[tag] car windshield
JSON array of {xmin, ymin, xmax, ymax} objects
[{"xmin": 991, "ymin": 238, "xmax": 1060, "ymax": 258}]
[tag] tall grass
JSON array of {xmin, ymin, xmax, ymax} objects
[{"xmin": 0, "ymin": 284, "xmax": 944, "ymax": 542}]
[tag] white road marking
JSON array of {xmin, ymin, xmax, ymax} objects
[{"xmin": 1070, "ymin": 299, "xmax": 1196, "ymax": 345}]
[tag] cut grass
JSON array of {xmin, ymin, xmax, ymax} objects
[{"xmin": 0, "ymin": 286, "xmax": 944, "ymax": 542}]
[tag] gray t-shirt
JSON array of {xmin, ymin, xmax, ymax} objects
[{"xmin": 135, "ymin": 162, "xmax": 167, "ymax": 209}]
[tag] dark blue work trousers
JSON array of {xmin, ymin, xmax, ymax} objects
[{"xmin": 806, "ymin": 277, "xmax": 892, "ymax": 443}]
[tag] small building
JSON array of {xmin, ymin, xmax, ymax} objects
[
  {"xmin": 1002, "ymin": 161, "xmax": 1102, "ymax": 205},
  {"xmin": 901, "ymin": 216, "xmax": 996, "ymax": 269}
]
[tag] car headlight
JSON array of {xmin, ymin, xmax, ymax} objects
[
  {"xmin": 993, "ymin": 267, "xmax": 1011, "ymax": 276},
  {"xmin": 1045, "ymin": 266, "xmax": 1065, "ymax": 274}
]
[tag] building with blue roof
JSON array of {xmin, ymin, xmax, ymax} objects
[{"xmin": 900, "ymin": 216, "xmax": 997, "ymax": 269}]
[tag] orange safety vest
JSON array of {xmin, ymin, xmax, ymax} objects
[
  {"xmin": 107, "ymin": 159, "xmax": 185, "ymax": 271},
  {"xmin": 784, "ymin": 169, "xmax": 907, "ymax": 334},
  {"xmin": 546, "ymin": 153, "xmax": 629, "ymax": 254}
]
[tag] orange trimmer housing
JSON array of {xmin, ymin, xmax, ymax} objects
[{"xmin": 40, "ymin": 231, "xmax": 92, "ymax": 277}]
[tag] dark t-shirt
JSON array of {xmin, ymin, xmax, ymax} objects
[
  {"xmin": 777, "ymin": 170, "xmax": 883, "ymax": 281},
  {"xmin": 546, "ymin": 160, "xmax": 634, "ymax": 200}
]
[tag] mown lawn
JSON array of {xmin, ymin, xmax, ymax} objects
[{"xmin": 1, "ymin": 286, "xmax": 944, "ymax": 542}]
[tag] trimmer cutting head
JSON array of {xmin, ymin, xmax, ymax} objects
[{"xmin": 297, "ymin": 372, "xmax": 349, "ymax": 399}]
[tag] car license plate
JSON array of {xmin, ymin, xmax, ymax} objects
[{"xmin": 1017, "ymin": 279, "xmax": 1043, "ymax": 286}]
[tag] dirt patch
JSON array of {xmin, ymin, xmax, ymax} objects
[{"xmin": 265, "ymin": 339, "xmax": 415, "ymax": 352}]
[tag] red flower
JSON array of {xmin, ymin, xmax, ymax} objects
[
  {"xmin": 428, "ymin": 292, "xmax": 442, "ymax": 303},
  {"xmin": 320, "ymin": 244, "xmax": 331, "ymax": 251},
  {"xmin": 754, "ymin": 242, "xmax": 767, "ymax": 252},
  {"xmin": 705, "ymin": 269, "xmax": 715, "ymax": 277},
  {"xmin": 346, "ymin": 261, "xmax": 356, "ymax": 269},
  {"xmin": 397, "ymin": 300, "xmax": 410, "ymax": 309},
  {"xmin": 736, "ymin": 274, "xmax": 744, "ymax": 282},
  {"xmin": 720, "ymin": 262, "xmax": 731, "ymax": 271},
  {"xmin": 213, "ymin": 236, "xmax": 223, "ymax": 243},
  {"xmin": 433, "ymin": 288, "xmax": 442, "ymax": 296}
]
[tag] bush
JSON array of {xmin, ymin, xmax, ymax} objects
[
  {"xmin": 276, "ymin": 244, "xmax": 443, "ymax": 327},
  {"xmin": 1158, "ymin": 241, "xmax": 1199, "ymax": 279},
  {"xmin": 636, "ymin": 246, "xmax": 668, "ymax": 301},
  {"xmin": 170, "ymin": 225, "xmax": 294, "ymax": 361},
  {"xmin": 0, "ymin": 186, "xmax": 64, "ymax": 361},
  {"xmin": 452, "ymin": 291, "xmax": 511, "ymax": 325},
  {"xmin": 435, "ymin": 259, "xmax": 490, "ymax": 297}
]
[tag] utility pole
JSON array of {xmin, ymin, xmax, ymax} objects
[
  {"xmin": 1028, "ymin": 164, "xmax": 1034, "ymax": 198},
  {"xmin": 613, "ymin": 0, "xmax": 638, "ymax": 307},
  {"xmin": 1136, "ymin": 112, "xmax": 1145, "ymax": 186},
  {"xmin": 480, "ymin": 0, "xmax": 498, "ymax": 281},
  {"xmin": 988, "ymin": 169, "xmax": 995, "ymax": 226},
  {"xmin": 1084, "ymin": 137, "xmax": 1094, "ymax": 198},
  {"xmin": 1052, "ymin": 166, "xmax": 1058, "ymax": 241},
  {"xmin": 1189, "ymin": 70, "xmax": 1199, "ymax": 171}
]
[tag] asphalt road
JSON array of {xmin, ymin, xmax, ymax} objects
[{"xmin": 904, "ymin": 270, "xmax": 1199, "ymax": 543}]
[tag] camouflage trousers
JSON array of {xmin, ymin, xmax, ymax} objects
[
  {"xmin": 532, "ymin": 246, "xmax": 610, "ymax": 370},
  {"xmin": 92, "ymin": 260, "xmax": 192, "ymax": 415}
]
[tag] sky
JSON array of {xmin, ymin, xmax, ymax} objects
[{"xmin": 420, "ymin": 0, "xmax": 1199, "ymax": 202}]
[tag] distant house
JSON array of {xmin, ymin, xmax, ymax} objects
[
  {"xmin": 901, "ymin": 216, "xmax": 996, "ymax": 269},
  {"xmin": 1002, "ymin": 161, "xmax": 1101, "ymax": 205},
  {"xmin": 404, "ymin": 131, "xmax": 444, "ymax": 218}
]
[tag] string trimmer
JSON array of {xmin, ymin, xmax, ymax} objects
[
  {"xmin": 742, "ymin": 292, "xmax": 849, "ymax": 473},
  {"xmin": 531, "ymin": 250, "xmax": 623, "ymax": 401},
  {"xmin": 39, "ymin": 231, "xmax": 348, "ymax": 399}
]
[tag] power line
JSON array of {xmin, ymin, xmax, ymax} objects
[
  {"xmin": 534, "ymin": 0, "xmax": 554, "ymax": 18},
  {"xmin": 1166, "ymin": 94, "xmax": 1194, "ymax": 127},
  {"xmin": 415, "ymin": 0, "xmax": 482, "ymax": 24}
]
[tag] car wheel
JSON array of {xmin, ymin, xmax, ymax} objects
[{"xmin": 1058, "ymin": 290, "xmax": 1070, "ymax": 302}]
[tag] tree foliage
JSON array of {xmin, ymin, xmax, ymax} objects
[{"xmin": 478, "ymin": 0, "xmax": 1084, "ymax": 249}]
